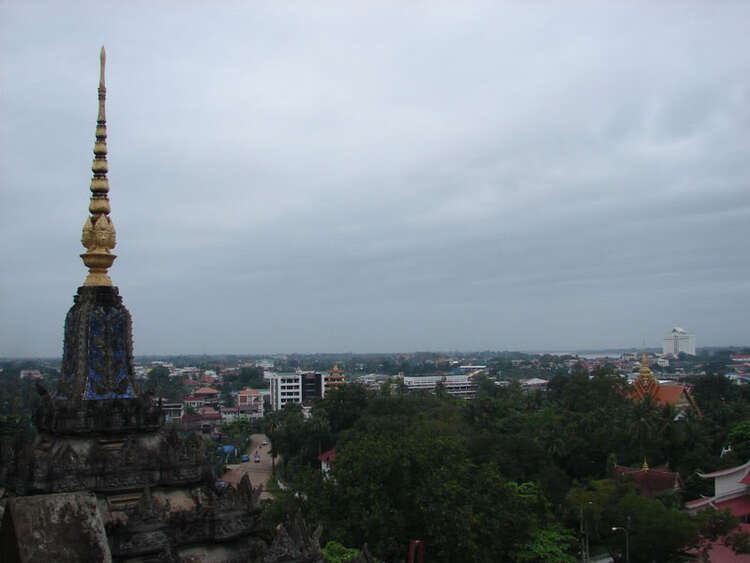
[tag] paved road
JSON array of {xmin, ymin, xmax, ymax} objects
[{"xmin": 221, "ymin": 433, "xmax": 276, "ymax": 500}]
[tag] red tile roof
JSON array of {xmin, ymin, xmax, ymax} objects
[
  {"xmin": 195, "ymin": 387, "xmax": 220, "ymax": 395},
  {"xmin": 653, "ymin": 385, "xmax": 685, "ymax": 405},
  {"xmin": 318, "ymin": 448, "xmax": 336, "ymax": 463},
  {"xmin": 181, "ymin": 414, "xmax": 203, "ymax": 424},
  {"xmin": 688, "ymin": 523, "xmax": 750, "ymax": 563},
  {"xmin": 614, "ymin": 465, "xmax": 680, "ymax": 497},
  {"xmin": 715, "ymin": 496, "xmax": 750, "ymax": 518}
]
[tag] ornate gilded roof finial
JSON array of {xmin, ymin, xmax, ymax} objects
[
  {"xmin": 641, "ymin": 458, "xmax": 650, "ymax": 472},
  {"xmin": 639, "ymin": 352, "xmax": 651, "ymax": 378},
  {"xmin": 634, "ymin": 350, "xmax": 659, "ymax": 398},
  {"xmin": 80, "ymin": 46, "xmax": 117, "ymax": 286}
]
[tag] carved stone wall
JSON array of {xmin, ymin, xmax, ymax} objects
[{"xmin": 58, "ymin": 286, "xmax": 138, "ymax": 403}]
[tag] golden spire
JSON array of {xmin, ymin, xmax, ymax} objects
[
  {"xmin": 634, "ymin": 351, "xmax": 659, "ymax": 398},
  {"xmin": 641, "ymin": 458, "xmax": 650, "ymax": 472},
  {"xmin": 639, "ymin": 352, "xmax": 652, "ymax": 378},
  {"xmin": 80, "ymin": 46, "xmax": 117, "ymax": 286}
]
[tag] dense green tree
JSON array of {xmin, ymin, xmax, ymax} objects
[
  {"xmin": 727, "ymin": 420, "xmax": 750, "ymax": 460},
  {"xmin": 144, "ymin": 366, "xmax": 184, "ymax": 401},
  {"xmin": 260, "ymin": 358, "xmax": 749, "ymax": 561},
  {"xmin": 317, "ymin": 384, "xmax": 369, "ymax": 435}
]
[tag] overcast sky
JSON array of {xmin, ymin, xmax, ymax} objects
[{"xmin": 1, "ymin": 2, "xmax": 749, "ymax": 357}]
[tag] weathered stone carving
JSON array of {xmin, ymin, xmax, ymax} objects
[{"xmin": 263, "ymin": 515, "xmax": 325, "ymax": 563}]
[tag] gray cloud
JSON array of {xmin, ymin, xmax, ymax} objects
[{"xmin": 1, "ymin": 1, "xmax": 749, "ymax": 356}]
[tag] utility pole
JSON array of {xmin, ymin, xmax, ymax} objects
[
  {"xmin": 612, "ymin": 522, "xmax": 630, "ymax": 563},
  {"xmin": 580, "ymin": 503, "xmax": 590, "ymax": 562}
]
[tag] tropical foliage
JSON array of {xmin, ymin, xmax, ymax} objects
[{"xmin": 264, "ymin": 370, "xmax": 750, "ymax": 561}]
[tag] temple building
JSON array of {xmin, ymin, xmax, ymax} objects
[
  {"xmin": 0, "ymin": 49, "xmax": 266, "ymax": 562},
  {"xmin": 613, "ymin": 459, "xmax": 682, "ymax": 498},
  {"xmin": 326, "ymin": 364, "xmax": 346, "ymax": 389},
  {"xmin": 630, "ymin": 353, "xmax": 701, "ymax": 415},
  {"xmin": 685, "ymin": 459, "xmax": 750, "ymax": 521}
]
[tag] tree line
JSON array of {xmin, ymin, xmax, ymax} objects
[{"xmin": 264, "ymin": 369, "xmax": 750, "ymax": 562}]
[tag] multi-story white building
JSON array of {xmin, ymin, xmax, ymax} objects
[
  {"xmin": 663, "ymin": 327, "xmax": 696, "ymax": 356},
  {"xmin": 269, "ymin": 371, "xmax": 345, "ymax": 411},
  {"xmin": 401, "ymin": 374, "xmax": 478, "ymax": 399},
  {"xmin": 269, "ymin": 373, "xmax": 303, "ymax": 411}
]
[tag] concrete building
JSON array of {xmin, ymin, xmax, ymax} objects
[
  {"xmin": 269, "ymin": 371, "xmax": 346, "ymax": 410},
  {"xmin": 401, "ymin": 373, "xmax": 478, "ymax": 399},
  {"xmin": 663, "ymin": 327, "xmax": 696, "ymax": 356},
  {"xmin": 269, "ymin": 373, "xmax": 302, "ymax": 411},
  {"xmin": 159, "ymin": 400, "xmax": 184, "ymax": 422},
  {"xmin": 520, "ymin": 378, "xmax": 548, "ymax": 391},
  {"xmin": 193, "ymin": 386, "xmax": 221, "ymax": 405},
  {"xmin": 236, "ymin": 388, "xmax": 264, "ymax": 418}
]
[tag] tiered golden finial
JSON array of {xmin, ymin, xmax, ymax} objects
[
  {"xmin": 641, "ymin": 458, "xmax": 650, "ymax": 472},
  {"xmin": 633, "ymin": 351, "xmax": 659, "ymax": 398},
  {"xmin": 80, "ymin": 46, "xmax": 117, "ymax": 286},
  {"xmin": 638, "ymin": 352, "xmax": 652, "ymax": 378}
]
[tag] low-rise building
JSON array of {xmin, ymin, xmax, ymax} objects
[
  {"xmin": 159, "ymin": 400, "xmax": 183, "ymax": 422},
  {"xmin": 520, "ymin": 378, "xmax": 548, "ymax": 391},
  {"xmin": 236, "ymin": 388, "xmax": 264, "ymax": 417},
  {"xmin": 194, "ymin": 386, "xmax": 221, "ymax": 405},
  {"xmin": 401, "ymin": 374, "xmax": 477, "ymax": 399},
  {"xmin": 183, "ymin": 395, "xmax": 206, "ymax": 409},
  {"xmin": 318, "ymin": 448, "xmax": 336, "ymax": 479}
]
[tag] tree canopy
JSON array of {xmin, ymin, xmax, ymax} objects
[{"xmin": 262, "ymin": 372, "xmax": 749, "ymax": 561}]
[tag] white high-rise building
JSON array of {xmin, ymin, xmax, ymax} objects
[{"xmin": 663, "ymin": 327, "xmax": 696, "ymax": 356}]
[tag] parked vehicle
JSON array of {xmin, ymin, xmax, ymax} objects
[
  {"xmin": 254, "ymin": 452, "xmax": 261, "ymax": 463},
  {"xmin": 241, "ymin": 454, "xmax": 249, "ymax": 462}
]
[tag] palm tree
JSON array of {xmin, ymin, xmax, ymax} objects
[
  {"xmin": 629, "ymin": 395, "xmax": 660, "ymax": 459},
  {"xmin": 308, "ymin": 411, "xmax": 331, "ymax": 456}
]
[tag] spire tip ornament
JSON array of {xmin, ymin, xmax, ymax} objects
[{"xmin": 81, "ymin": 46, "xmax": 116, "ymax": 286}]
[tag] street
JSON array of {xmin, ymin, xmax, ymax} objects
[{"xmin": 221, "ymin": 433, "xmax": 275, "ymax": 500}]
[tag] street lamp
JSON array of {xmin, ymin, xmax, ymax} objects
[{"xmin": 611, "ymin": 526, "xmax": 629, "ymax": 563}]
